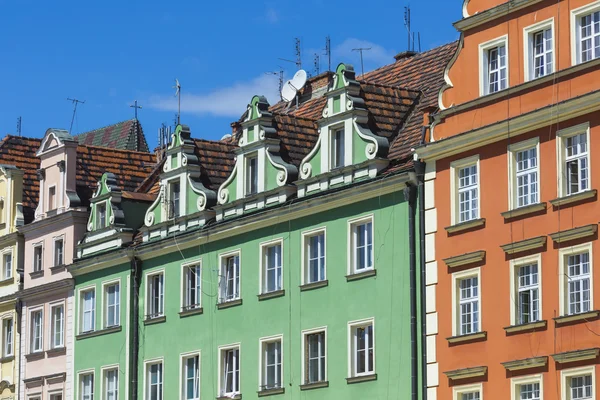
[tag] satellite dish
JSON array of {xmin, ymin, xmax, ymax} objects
[
  {"xmin": 280, "ymin": 69, "xmax": 308, "ymax": 102},
  {"xmin": 221, "ymin": 133, "xmax": 232, "ymax": 140}
]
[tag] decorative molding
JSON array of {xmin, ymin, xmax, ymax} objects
[
  {"xmin": 504, "ymin": 320, "xmax": 547, "ymax": 334},
  {"xmin": 552, "ymin": 348, "xmax": 600, "ymax": 364},
  {"xmin": 443, "ymin": 366, "xmax": 487, "ymax": 381},
  {"xmin": 446, "ymin": 331, "xmax": 487, "ymax": 344},
  {"xmin": 501, "ymin": 202, "xmax": 546, "ymax": 219},
  {"xmin": 501, "ymin": 356, "xmax": 548, "ymax": 371},
  {"xmin": 549, "ymin": 224, "xmax": 598, "ymax": 244},
  {"xmin": 444, "ymin": 218, "xmax": 485, "ymax": 234},
  {"xmin": 500, "ymin": 236, "xmax": 546, "ymax": 255},
  {"xmin": 554, "ymin": 310, "xmax": 600, "ymax": 325},
  {"xmin": 550, "ymin": 189, "xmax": 597, "ymax": 207},
  {"xmin": 453, "ymin": 0, "xmax": 545, "ymax": 31},
  {"xmin": 443, "ymin": 250, "xmax": 485, "ymax": 269}
]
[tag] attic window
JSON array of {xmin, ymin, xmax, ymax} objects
[
  {"xmin": 246, "ymin": 155, "xmax": 258, "ymax": 196},
  {"xmin": 330, "ymin": 128, "xmax": 345, "ymax": 170},
  {"xmin": 48, "ymin": 186, "xmax": 56, "ymax": 211},
  {"xmin": 169, "ymin": 181, "xmax": 181, "ymax": 219},
  {"xmin": 97, "ymin": 203, "xmax": 107, "ymax": 229}
]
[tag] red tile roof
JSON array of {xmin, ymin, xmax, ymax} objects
[{"xmin": 75, "ymin": 119, "xmax": 149, "ymax": 152}]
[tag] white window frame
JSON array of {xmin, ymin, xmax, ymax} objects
[
  {"xmin": 48, "ymin": 185, "xmax": 57, "ymax": 211},
  {"xmin": 179, "ymin": 351, "xmax": 201, "ymax": 400},
  {"xmin": 219, "ymin": 251, "xmax": 241, "ymax": 303},
  {"xmin": 2, "ymin": 317, "xmax": 13, "ymax": 357},
  {"xmin": 245, "ymin": 153, "xmax": 259, "ymax": 196},
  {"xmin": 48, "ymin": 391, "xmax": 63, "ymax": 400},
  {"xmin": 29, "ymin": 308, "xmax": 43, "ymax": 353},
  {"xmin": 50, "ymin": 302, "xmax": 64, "ymax": 349},
  {"xmin": 53, "ymin": 235, "xmax": 65, "ymax": 267},
  {"xmin": 509, "ymin": 254, "xmax": 542, "ymax": 326},
  {"xmin": 218, "ymin": 343, "xmax": 241, "ymax": 397},
  {"xmin": 258, "ymin": 335, "xmax": 283, "ymax": 392},
  {"xmin": 144, "ymin": 358, "xmax": 164, "ymax": 400},
  {"xmin": 571, "ymin": 1, "xmax": 600, "ymax": 65},
  {"xmin": 561, "ymin": 366, "xmax": 596, "ymax": 400},
  {"xmin": 259, "ymin": 239, "xmax": 283, "ymax": 295},
  {"xmin": 102, "ymin": 279, "xmax": 120, "ymax": 328},
  {"xmin": 511, "ymin": 374, "xmax": 543, "ymax": 400},
  {"xmin": 301, "ymin": 228, "xmax": 327, "ymax": 285},
  {"xmin": 79, "ymin": 286, "xmax": 96, "ymax": 334},
  {"xmin": 347, "ymin": 317, "xmax": 375, "ymax": 378},
  {"xmin": 96, "ymin": 201, "xmax": 107, "ymax": 230},
  {"xmin": 523, "ymin": 19, "xmax": 555, "ymax": 81},
  {"xmin": 100, "ymin": 365, "xmax": 119, "ymax": 400},
  {"xmin": 145, "ymin": 270, "xmax": 165, "ymax": 320},
  {"xmin": 451, "ymin": 268, "xmax": 482, "ymax": 336},
  {"xmin": 32, "ymin": 242, "xmax": 43, "ymax": 272},
  {"xmin": 479, "ymin": 35, "xmax": 509, "ymax": 96},
  {"xmin": 450, "ymin": 155, "xmax": 481, "ymax": 225},
  {"xmin": 301, "ymin": 327, "xmax": 327, "ymax": 385},
  {"xmin": 78, "ymin": 369, "xmax": 95, "ymax": 400},
  {"xmin": 181, "ymin": 260, "xmax": 202, "ymax": 311},
  {"xmin": 2, "ymin": 250, "xmax": 12, "ymax": 280},
  {"xmin": 347, "ymin": 215, "xmax": 375, "ymax": 275},
  {"xmin": 507, "ymin": 138, "xmax": 540, "ymax": 210},
  {"xmin": 330, "ymin": 126, "xmax": 346, "ymax": 170},
  {"xmin": 454, "ymin": 383, "xmax": 483, "ymax": 400},
  {"xmin": 559, "ymin": 242, "xmax": 594, "ymax": 317},
  {"xmin": 556, "ymin": 123, "xmax": 591, "ymax": 198}
]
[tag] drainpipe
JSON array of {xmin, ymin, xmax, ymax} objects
[
  {"xmin": 404, "ymin": 183, "xmax": 418, "ymax": 400},
  {"xmin": 415, "ymin": 158, "xmax": 428, "ymax": 400},
  {"xmin": 130, "ymin": 257, "xmax": 141, "ymax": 400}
]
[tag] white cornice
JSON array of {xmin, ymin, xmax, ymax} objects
[{"xmin": 453, "ymin": 0, "xmax": 544, "ymax": 32}]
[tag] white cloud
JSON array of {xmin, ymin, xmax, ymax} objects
[
  {"xmin": 147, "ymin": 74, "xmax": 281, "ymax": 117},
  {"xmin": 265, "ymin": 7, "xmax": 279, "ymax": 23}
]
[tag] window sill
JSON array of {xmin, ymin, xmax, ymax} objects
[
  {"xmin": 500, "ymin": 202, "xmax": 546, "ymax": 219},
  {"xmin": 444, "ymin": 218, "xmax": 485, "ymax": 234},
  {"xmin": 504, "ymin": 320, "xmax": 547, "ymax": 335},
  {"xmin": 217, "ymin": 299, "xmax": 243, "ymax": 310},
  {"xmin": 50, "ymin": 264, "xmax": 66, "ymax": 273},
  {"xmin": 550, "ymin": 189, "xmax": 597, "ymax": 208},
  {"xmin": 346, "ymin": 269, "xmax": 376, "ymax": 282},
  {"xmin": 0, "ymin": 355, "xmax": 14, "ymax": 363},
  {"xmin": 346, "ymin": 373, "xmax": 377, "ymax": 384},
  {"xmin": 25, "ymin": 351, "xmax": 45, "ymax": 361},
  {"xmin": 258, "ymin": 290, "xmax": 285, "ymax": 301},
  {"xmin": 554, "ymin": 310, "xmax": 600, "ymax": 326},
  {"xmin": 217, "ymin": 395, "xmax": 241, "ymax": 400},
  {"xmin": 46, "ymin": 347, "xmax": 66, "ymax": 357},
  {"xmin": 179, "ymin": 307, "xmax": 204, "ymax": 318},
  {"xmin": 300, "ymin": 381, "xmax": 329, "ymax": 390},
  {"xmin": 0, "ymin": 277, "xmax": 14, "ymax": 287},
  {"xmin": 76, "ymin": 325, "xmax": 122, "ymax": 340},
  {"xmin": 446, "ymin": 331, "xmax": 487, "ymax": 345},
  {"xmin": 29, "ymin": 270, "xmax": 44, "ymax": 279},
  {"xmin": 299, "ymin": 280, "xmax": 328, "ymax": 291},
  {"xmin": 143, "ymin": 316, "xmax": 166, "ymax": 325},
  {"xmin": 257, "ymin": 387, "xmax": 285, "ymax": 397}
]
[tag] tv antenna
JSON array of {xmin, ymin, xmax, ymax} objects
[
  {"xmin": 278, "ymin": 37, "xmax": 302, "ymax": 70},
  {"xmin": 324, "ymin": 36, "xmax": 331, "ymax": 72},
  {"xmin": 403, "ymin": 6, "xmax": 421, "ymax": 52},
  {"xmin": 281, "ymin": 69, "xmax": 307, "ymax": 107},
  {"xmin": 173, "ymin": 79, "xmax": 181, "ymax": 125},
  {"xmin": 265, "ymin": 68, "xmax": 285, "ymax": 100},
  {"xmin": 130, "ymin": 100, "xmax": 142, "ymax": 120},
  {"xmin": 313, "ymin": 54, "xmax": 320, "ymax": 76},
  {"xmin": 352, "ymin": 48, "xmax": 371, "ymax": 78},
  {"xmin": 16, "ymin": 116, "xmax": 21, "ymax": 136},
  {"xmin": 67, "ymin": 98, "xmax": 85, "ymax": 134}
]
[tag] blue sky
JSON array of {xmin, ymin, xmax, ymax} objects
[{"xmin": 0, "ymin": 0, "xmax": 460, "ymax": 150}]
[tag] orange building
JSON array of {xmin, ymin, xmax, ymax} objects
[{"xmin": 416, "ymin": 0, "xmax": 600, "ymax": 399}]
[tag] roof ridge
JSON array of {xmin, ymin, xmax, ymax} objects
[
  {"xmin": 193, "ymin": 137, "xmax": 237, "ymax": 147},
  {"xmin": 74, "ymin": 119, "xmax": 137, "ymax": 137}
]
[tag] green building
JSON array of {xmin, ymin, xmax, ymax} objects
[{"xmin": 70, "ymin": 45, "xmax": 453, "ymax": 400}]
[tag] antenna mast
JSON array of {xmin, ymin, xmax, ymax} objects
[
  {"xmin": 404, "ymin": 6, "xmax": 411, "ymax": 51},
  {"xmin": 67, "ymin": 98, "xmax": 85, "ymax": 134},
  {"xmin": 295, "ymin": 38, "xmax": 302, "ymax": 70},
  {"xmin": 265, "ymin": 68, "xmax": 285, "ymax": 100},
  {"xmin": 173, "ymin": 79, "xmax": 181, "ymax": 125},
  {"xmin": 324, "ymin": 36, "xmax": 331, "ymax": 72},
  {"xmin": 313, "ymin": 54, "xmax": 320, "ymax": 76},
  {"xmin": 352, "ymin": 48, "xmax": 371, "ymax": 78},
  {"xmin": 16, "ymin": 117, "xmax": 21, "ymax": 137}
]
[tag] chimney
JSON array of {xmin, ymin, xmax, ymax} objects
[{"xmin": 394, "ymin": 51, "xmax": 418, "ymax": 62}]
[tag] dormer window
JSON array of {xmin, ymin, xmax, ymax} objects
[
  {"xmin": 97, "ymin": 203, "xmax": 107, "ymax": 229},
  {"xmin": 48, "ymin": 186, "xmax": 56, "ymax": 211},
  {"xmin": 331, "ymin": 128, "xmax": 345, "ymax": 170},
  {"xmin": 168, "ymin": 181, "xmax": 180, "ymax": 219},
  {"xmin": 246, "ymin": 155, "xmax": 258, "ymax": 196}
]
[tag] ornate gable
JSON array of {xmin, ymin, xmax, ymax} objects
[
  {"xmin": 297, "ymin": 63, "xmax": 389, "ymax": 197},
  {"xmin": 142, "ymin": 125, "xmax": 217, "ymax": 241},
  {"xmin": 216, "ymin": 96, "xmax": 297, "ymax": 221}
]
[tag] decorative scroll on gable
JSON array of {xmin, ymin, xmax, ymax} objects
[
  {"xmin": 297, "ymin": 63, "xmax": 389, "ymax": 198},
  {"xmin": 142, "ymin": 125, "xmax": 217, "ymax": 241},
  {"xmin": 216, "ymin": 95, "xmax": 297, "ymax": 221}
]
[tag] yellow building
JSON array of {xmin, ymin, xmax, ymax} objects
[{"xmin": 0, "ymin": 164, "xmax": 25, "ymax": 400}]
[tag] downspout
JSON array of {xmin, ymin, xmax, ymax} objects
[
  {"xmin": 130, "ymin": 256, "xmax": 141, "ymax": 400},
  {"xmin": 404, "ymin": 182, "xmax": 418, "ymax": 400},
  {"xmin": 415, "ymin": 158, "xmax": 428, "ymax": 400}
]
